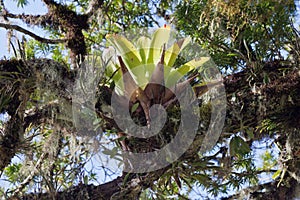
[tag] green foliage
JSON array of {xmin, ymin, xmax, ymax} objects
[
  {"xmin": 12, "ymin": 0, "xmax": 28, "ymax": 8},
  {"xmin": 4, "ymin": 163, "xmax": 23, "ymax": 184},
  {"xmin": 229, "ymin": 136, "xmax": 251, "ymax": 158},
  {"xmin": 106, "ymin": 26, "xmax": 210, "ymax": 93},
  {"xmin": 0, "ymin": 94, "xmax": 11, "ymax": 112},
  {"xmin": 175, "ymin": 0, "xmax": 296, "ymax": 71},
  {"xmin": 23, "ymin": 40, "xmax": 49, "ymax": 59},
  {"xmin": 259, "ymin": 150, "xmax": 277, "ymax": 171},
  {"xmin": 258, "ymin": 119, "xmax": 279, "ymax": 134}
]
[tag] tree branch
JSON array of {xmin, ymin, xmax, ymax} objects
[
  {"xmin": 221, "ymin": 179, "xmax": 300, "ymax": 200},
  {"xmin": 0, "ymin": 23, "xmax": 67, "ymax": 44},
  {"xmin": 86, "ymin": 0, "xmax": 105, "ymax": 18},
  {"xmin": 0, "ymin": 59, "xmax": 74, "ymax": 172},
  {"xmin": 11, "ymin": 152, "xmax": 48, "ymax": 197},
  {"xmin": 0, "ymin": 114, "xmax": 23, "ymax": 172}
]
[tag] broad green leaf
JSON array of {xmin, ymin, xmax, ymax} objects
[
  {"xmin": 229, "ymin": 136, "xmax": 239, "ymax": 157},
  {"xmin": 165, "ymin": 43, "xmax": 180, "ymax": 67},
  {"xmin": 130, "ymin": 65, "xmax": 148, "ymax": 88},
  {"xmin": 239, "ymin": 139, "xmax": 251, "ymax": 155},
  {"xmin": 166, "ymin": 57, "xmax": 210, "ymax": 87},
  {"xmin": 176, "ymin": 57, "xmax": 210, "ymax": 75},
  {"xmin": 165, "ymin": 37, "xmax": 191, "ymax": 68},
  {"xmin": 147, "ymin": 25, "xmax": 171, "ymax": 65},
  {"xmin": 106, "ymin": 34, "xmax": 142, "ymax": 69},
  {"xmin": 107, "ymin": 35, "xmax": 149, "ymax": 85},
  {"xmin": 164, "ymin": 43, "xmax": 180, "ymax": 77},
  {"xmin": 137, "ymin": 36, "xmax": 151, "ymax": 64}
]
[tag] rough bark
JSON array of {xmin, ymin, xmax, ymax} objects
[
  {"xmin": 222, "ymin": 179, "xmax": 300, "ymax": 200},
  {"xmin": 0, "ymin": 59, "xmax": 74, "ymax": 172}
]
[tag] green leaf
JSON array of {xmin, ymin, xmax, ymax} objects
[
  {"xmin": 4, "ymin": 163, "xmax": 22, "ymax": 182},
  {"xmin": 83, "ymin": 175, "xmax": 89, "ymax": 184},
  {"xmin": 147, "ymin": 25, "xmax": 171, "ymax": 65},
  {"xmin": 137, "ymin": 36, "xmax": 151, "ymax": 64},
  {"xmin": 166, "ymin": 57, "xmax": 210, "ymax": 87},
  {"xmin": 102, "ymin": 149, "xmax": 113, "ymax": 156},
  {"xmin": 131, "ymin": 102, "xmax": 140, "ymax": 113},
  {"xmin": 229, "ymin": 136, "xmax": 250, "ymax": 157},
  {"xmin": 106, "ymin": 34, "xmax": 142, "ymax": 69},
  {"xmin": 226, "ymin": 53, "xmax": 238, "ymax": 57},
  {"xmin": 177, "ymin": 57, "xmax": 210, "ymax": 75},
  {"xmin": 13, "ymin": 0, "xmax": 28, "ymax": 8},
  {"xmin": 165, "ymin": 37, "xmax": 191, "ymax": 68},
  {"xmin": 107, "ymin": 35, "xmax": 147, "ymax": 86},
  {"xmin": 102, "ymin": 147, "xmax": 118, "ymax": 158},
  {"xmin": 272, "ymin": 169, "xmax": 282, "ymax": 180},
  {"xmin": 245, "ymin": 128, "xmax": 254, "ymax": 139},
  {"xmin": 229, "ymin": 136, "xmax": 238, "ymax": 157},
  {"xmin": 164, "ymin": 43, "xmax": 180, "ymax": 76},
  {"xmin": 110, "ymin": 147, "xmax": 119, "ymax": 158}
]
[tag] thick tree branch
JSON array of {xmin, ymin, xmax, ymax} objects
[
  {"xmin": 222, "ymin": 179, "xmax": 300, "ymax": 200},
  {"xmin": 224, "ymin": 66, "xmax": 300, "ymax": 133},
  {"xmin": 41, "ymin": 0, "xmax": 89, "ymax": 64},
  {"xmin": 0, "ymin": 114, "xmax": 23, "ymax": 172},
  {"xmin": 0, "ymin": 59, "xmax": 75, "ymax": 172},
  {"xmin": 16, "ymin": 168, "xmax": 168, "ymax": 200}
]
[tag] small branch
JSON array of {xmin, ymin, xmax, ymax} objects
[
  {"xmin": 86, "ymin": 0, "xmax": 105, "ymax": 18},
  {"xmin": 0, "ymin": 23, "xmax": 67, "ymax": 44},
  {"xmin": 11, "ymin": 152, "xmax": 48, "ymax": 197}
]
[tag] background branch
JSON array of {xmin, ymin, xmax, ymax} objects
[{"xmin": 0, "ymin": 23, "xmax": 67, "ymax": 44}]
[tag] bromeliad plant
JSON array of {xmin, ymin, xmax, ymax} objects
[{"xmin": 104, "ymin": 25, "xmax": 218, "ymax": 128}]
